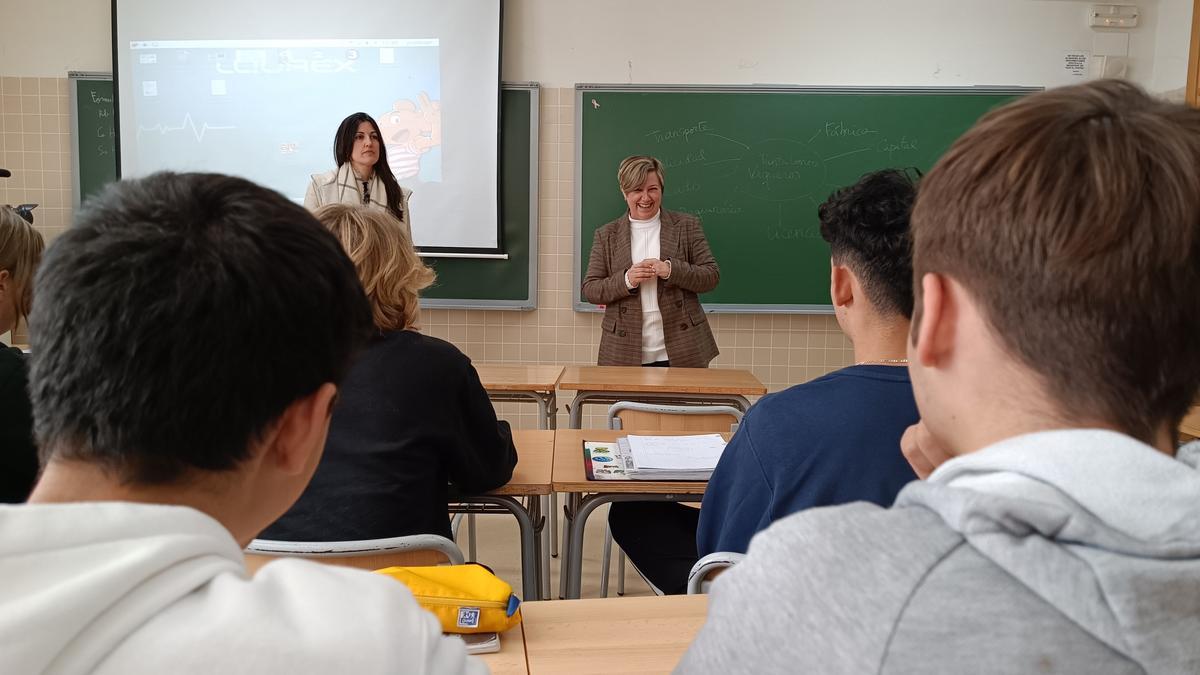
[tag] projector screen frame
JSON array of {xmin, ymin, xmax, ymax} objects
[{"xmin": 109, "ymin": 0, "xmax": 506, "ymax": 258}]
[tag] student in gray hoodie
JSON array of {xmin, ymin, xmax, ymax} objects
[{"xmin": 677, "ymin": 79, "xmax": 1200, "ymax": 675}]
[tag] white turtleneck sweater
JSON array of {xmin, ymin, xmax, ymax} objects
[{"xmin": 625, "ymin": 211, "xmax": 668, "ymax": 364}]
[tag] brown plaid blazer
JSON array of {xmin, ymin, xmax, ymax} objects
[{"xmin": 582, "ymin": 209, "xmax": 720, "ymax": 367}]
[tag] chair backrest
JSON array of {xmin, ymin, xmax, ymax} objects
[
  {"xmin": 244, "ymin": 534, "xmax": 465, "ymax": 576},
  {"xmin": 687, "ymin": 551, "xmax": 746, "ymax": 594},
  {"xmin": 606, "ymin": 401, "xmax": 744, "ymax": 433}
]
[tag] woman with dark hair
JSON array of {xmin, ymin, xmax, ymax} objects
[{"xmin": 304, "ymin": 112, "xmax": 413, "ymax": 233}]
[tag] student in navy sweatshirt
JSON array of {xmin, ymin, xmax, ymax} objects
[{"xmin": 608, "ymin": 169, "xmax": 920, "ymax": 593}]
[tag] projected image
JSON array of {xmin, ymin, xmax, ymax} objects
[
  {"xmin": 127, "ymin": 39, "xmax": 442, "ymax": 201},
  {"xmin": 379, "ymin": 92, "xmax": 442, "ymax": 180}
]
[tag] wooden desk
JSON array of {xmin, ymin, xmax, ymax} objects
[
  {"xmin": 476, "ymin": 627, "xmax": 529, "ymax": 675},
  {"xmin": 451, "ymin": 430, "xmax": 554, "ymax": 601},
  {"xmin": 492, "ymin": 429, "xmax": 554, "ymax": 497},
  {"xmin": 1181, "ymin": 406, "xmax": 1200, "ymax": 440},
  {"xmin": 476, "ymin": 363, "xmax": 564, "ymax": 430},
  {"xmin": 553, "ymin": 430, "xmax": 727, "ymax": 599},
  {"xmin": 521, "ymin": 595, "xmax": 708, "ymax": 674},
  {"xmin": 557, "ymin": 366, "xmax": 766, "ymax": 428},
  {"xmin": 475, "ymin": 364, "xmax": 562, "ymax": 566}
]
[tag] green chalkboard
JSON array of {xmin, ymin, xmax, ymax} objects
[
  {"xmin": 575, "ymin": 86, "xmax": 1035, "ymax": 313},
  {"xmin": 67, "ymin": 75, "xmax": 538, "ymax": 309},
  {"xmin": 69, "ymin": 74, "xmax": 118, "ymax": 206}
]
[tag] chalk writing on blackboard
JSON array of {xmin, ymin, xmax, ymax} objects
[
  {"xmin": 645, "ymin": 121, "xmax": 710, "ymax": 144},
  {"xmin": 662, "ymin": 150, "xmax": 708, "ymax": 169}
]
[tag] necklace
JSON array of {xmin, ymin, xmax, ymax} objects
[{"xmin": 855, "ymin": 358, "xmax": 909, "ymax": 366}]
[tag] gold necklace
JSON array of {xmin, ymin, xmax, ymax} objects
[{"xmin": 855, "ymin": 358, "xmax": 909, "ymax": 366}]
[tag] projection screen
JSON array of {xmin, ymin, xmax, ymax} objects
[{"xmin": 114, "ymin": 0, "xmax": 502, "ymax": 253}]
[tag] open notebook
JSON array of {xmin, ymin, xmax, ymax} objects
[{"xmin": 583, "ymin": 434, "xmax": 727, "ymax": 481}]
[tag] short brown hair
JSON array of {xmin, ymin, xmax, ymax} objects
[
  {"xmin": 0, "ymin": 206, "xmax": 45, "ymax": 328},
  {"xmin": 314, "ymin": 204, "xmax": 435, "ymax": 332},
  {"xmin": 912, "ymin": 79, "xmax": 1200, "ymax": 443},
  {"xmin": 617, "ymin": 155, "xmax": 665, "ymax": 193}
]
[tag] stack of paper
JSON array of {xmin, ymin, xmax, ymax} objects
[{"xmin": 618, "ymin": 434, "xmax": 727, "ymax": 481}]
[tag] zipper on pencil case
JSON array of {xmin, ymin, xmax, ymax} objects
[{"xmin": 414, "ymin": 596, "xmax": 508, "ymax": 609}]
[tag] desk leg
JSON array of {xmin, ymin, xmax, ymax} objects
[
  {"xmin": 565, "ymin": 493, "xmax": 702, "ymax": 599},
  {"xmin": 452, "ymin": 496, "xmax": 540, "ymax": 601},
  {"xmin": 565, "ymin": 494, "xmax": 604, "ymax": 599},
  {"xmin": 539, "ymin": 391, "xmax": 560, "ymax": 563},
  {"xmin": 538, "ymin": 494, "xmax": 551, "ymax": 598},
  {"xmin": 550, "ymin": 492, "xmax": 559, "ymax": 559},
  {"xmin": 528, "ymin": 495, "xmax": 546, "ymax": 602},
  {"xmin": 568, "ymin": 393, "xmax": 586, "ymax": 429},
  {"xmin": 558, "ymin": 492, "xmax": 580, "ymax": 599}
]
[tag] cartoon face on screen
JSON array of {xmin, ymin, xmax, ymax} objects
[{"xmin": 379, "ymin": 92, "xmax": 442, "ymax": 180}]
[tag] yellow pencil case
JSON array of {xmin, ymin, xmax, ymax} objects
[{"xmin": 375, "ymin": 563, "xmax": 522, "ymax": 634}]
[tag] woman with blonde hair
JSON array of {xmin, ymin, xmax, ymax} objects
[
  {"xmin": 582, "ymin": 155, "xmax": 720, "ymax": 367},
  {"xmin": 0, "ymin": 206, "xmax": 45, "ymax": 502},
  {"xmin": 263, "ymin": 204, "xmax": 516, "ymax": 542}
]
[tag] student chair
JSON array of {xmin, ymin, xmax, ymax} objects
[
  {"xmin": 686, "ymin": 551, "xmax": 746, "ymax": 594},
  {"xmin": 600, "ymin": 401, "xmax": 743, "ymax": 597},
  {"xmin": 244, "ymin": 534, "xmax": 465, "ymax": 575}
]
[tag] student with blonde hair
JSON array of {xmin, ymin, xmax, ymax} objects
[
  {"xmin": 263, "ymin": 204, "xmax": 516, "ymax": 543},
  {"xmin": 0, "ymin": 206, "xmax": 44, "ymax": 502}
]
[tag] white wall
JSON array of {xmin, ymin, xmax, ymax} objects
[
  {"xmin": 503, "ymin": 0, "xmax": 1167, "ymax": 89},
  {"xmin": 1149, "ymin": 0, "xmax": 1195, "ymax": 92},
  {"xmin": 1, "ymin": 0, "xmax": 1187, "ymax": 92},
  {"xmin": 0, "ymin": 0, "xmax": 113, "ymax": 75}
]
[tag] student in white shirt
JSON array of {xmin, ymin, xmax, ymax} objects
[{"xmin": 0, "ymin": 171, "xmax": 482, "ymax": 675}]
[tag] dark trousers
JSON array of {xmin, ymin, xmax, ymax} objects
[
  {"xmin": 610, "ymin": 359, "xmax": 693, "ymax": 593},
  {"xmin": 607, "ymin": 501, "xmax": 700, "ymax": 595}
]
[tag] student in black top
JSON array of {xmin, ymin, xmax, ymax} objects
[
  {"xmin": 0, "ymin": 206, "xmax": 44, "ymax": 503},
  {"xmin": 263, "ymin": 204, "xmax": 516, "ymax": 542}
]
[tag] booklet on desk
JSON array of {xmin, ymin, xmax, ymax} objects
[
  {"xmin": 458, "ymin": 632, "xmax": 500, "ymax": 655},
  {"xmin": 583, "ymin": 434, "xmax": 727, "ymax": 481}
]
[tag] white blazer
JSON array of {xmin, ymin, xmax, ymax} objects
[{"xmin": 304, "ymin": 164, "xmax": 413, "ymax": 234}]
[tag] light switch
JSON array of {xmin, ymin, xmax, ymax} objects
[{"xmin": 1090, "ymin": 4, "xmax": 1139, "ymax": 29}]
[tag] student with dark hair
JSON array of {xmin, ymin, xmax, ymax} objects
[
  {"xmin": 0, "ymin": 173, "xmax": 483, "ymax": 674},
  {"xmin": 608, "ymin": 169, "xmax": 920, "ymax": 594},
  {"xmin": 305, "ymin": 112, "xmax": 413, "ymax": 233},
  {"xmin": 679, "ymin": 80, "xmax": 1200, "ymax": 673}
]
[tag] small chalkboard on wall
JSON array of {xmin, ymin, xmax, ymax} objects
[{"xmin": 68, "ymin": 71, "xmax": 118, "ymax": 207}]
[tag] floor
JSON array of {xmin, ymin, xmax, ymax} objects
[{"xmin": 456, "ymin": 502, "xmax": 659, "ymax": 600}]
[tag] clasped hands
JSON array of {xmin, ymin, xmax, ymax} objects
[{"xmin": 626, "ymin": 258, "xmax": 671, "ymax": 288}]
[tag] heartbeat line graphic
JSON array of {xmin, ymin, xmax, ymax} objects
[{"xmin": 137, "ymin": 114, "xmax": 236, "ymax": 142}]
